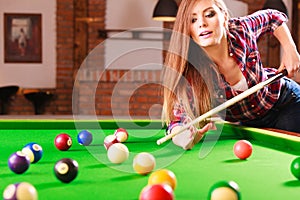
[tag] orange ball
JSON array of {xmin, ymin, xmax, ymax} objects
[
  {"xmin": 148, "ymin": 169, "xmax": 177, "ymax": 190},
  {"xmin": 233, "ymin": 140, "xmax": 252, "ymax": 160}
]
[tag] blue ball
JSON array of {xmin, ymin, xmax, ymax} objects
[
  {"xmin": 77, "ymin": 130, "xmax": 93, "ymax": 146},
  {"xmin": 22, "ymin": 142, "xmax": 43, "ymax": 163}
]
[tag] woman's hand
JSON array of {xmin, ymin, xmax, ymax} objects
[
  {"xmin": 171, "ymin": 122, "xmax": 215, "ymax": 150},
  {"xmin": 274, "ymin": 23, "xmax": 300, "ymax": 77},
  {"xmin": 193, "ymin": 122, "xmax": 216, "ymax": 144},
  {"xmin": 278, "ymin": 47, "xmax": 300, "ymax": 78}
]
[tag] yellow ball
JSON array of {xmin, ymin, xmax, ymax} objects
[
  {"xmin": 133, "ymin": 152, "xmax": 156, "ymax": 175},
  {"xmin": 3, "ymin": 182, "xmax": 38, "ymax": 200},
  {"xmin": 148, "ymin": 169, "xmax": 177, "ymax": 190}
]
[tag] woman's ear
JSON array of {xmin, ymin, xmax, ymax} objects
[{"xmin": 223, "ymin": 11, "xmax": 228, "ymax": 27}]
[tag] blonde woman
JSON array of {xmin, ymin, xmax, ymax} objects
[{"xmin": 162, "ymin": 0, "xmax": 300, "ymax": 150}]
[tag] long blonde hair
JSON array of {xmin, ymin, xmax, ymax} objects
[{"xmin": 161, "ymin": 0, "xmax": 228, "ymax": 127}]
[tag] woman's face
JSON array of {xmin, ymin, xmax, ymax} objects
[{"xmin": 189, "ymin": 0, "xmax": 227, "ymax": 48}]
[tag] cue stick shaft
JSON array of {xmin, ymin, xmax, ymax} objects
[{"xmin": 157, "ymin": 69, "xmax": 288, "ymax": 145}]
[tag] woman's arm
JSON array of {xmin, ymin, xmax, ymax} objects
[{"xmin": 274, "ymin": 23, "xmax": 300, "ymax": 77}]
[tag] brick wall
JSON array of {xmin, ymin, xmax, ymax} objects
[{"xmin": 3, "ymin": 0, "xmax": 288, "ymax": 116}]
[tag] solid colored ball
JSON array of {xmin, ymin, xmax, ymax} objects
[
  {"xmin": 54, "ymin": 133, "xmax": 72, "ymax": 151},
  {"xmin": 114, "ymin": 128, "xmax": 128, "ymax": 142},
  {"xmin": 107, "ymin": 143, "xmax": 129, "ymax": 164},
  {"xmin": 77, "ymin": 130, "xmax": 93, "ymax": 146},
  {"xmin": 21, "ymin": 142, "xmax": 43, "ymax": 163},
  {"xmin": 291, "ymin": 157, "xmax": 300, "ymax": 180},
  {"xmin": 139, "ymin": 184, "xmax": 174, "ymax": 200},
  {"xmin": 3, "ymin": 182, "xmax": 38, "ymax": 200},
  {"xmin": 104, "ymin": 135, "xmax": 119, "ymax": 150},
  {"xmin": 233, "ymin": 140, "xmax": 252, "ymax": 160},
  {"xmin": 133, "ymin": 152, "xmax": 156, "ymax": 175},
  {"xmin": 8, "ymin": 151, "xmax": 30, "ymax": 174},
  {"xmin": 54, "ymin": 158, "xmax": 78, "ymax": 183},
  {"xmin": 208, "ymin": 180, "xmax": 241, "ymax": 200},
  {"xmin": 148, "ymin": 169, "xmax": 177, "ymax": 190}
]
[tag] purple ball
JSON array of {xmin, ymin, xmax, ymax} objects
[{"xmin": 8, "ymin": 151, "xmax": 30, "ymax": 174}]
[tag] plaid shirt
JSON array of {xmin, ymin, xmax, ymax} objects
[
  {"xmin": 168, "ymin": 9, "xmax": 288, "ymax": 132},
  {"xmin": 224, "ymin": 9, "xmax": 287, "ymax": 122}
]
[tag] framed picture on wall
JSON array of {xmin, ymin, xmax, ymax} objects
[{"xmin": 4, "ymin": 13, "xmax": 42, "ymax": 63}]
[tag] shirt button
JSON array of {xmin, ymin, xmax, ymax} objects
[
  {"xmin": 220, "ymin": 95, "xmax": 224, "ymax": 98},
  {"xmin": 229, "ymin": 53, "xmax": 233, "ymax": 57},
  {"xmin": 257, "ymin": 112, "xmax": 260, "ymax": 115},
  {"xmin": 251, "ymin": 105, "xmax": 255, "ymax": 108},
  {"xmin": 252, "ymin": 59, "xmax": 256, "ymax": 62}
]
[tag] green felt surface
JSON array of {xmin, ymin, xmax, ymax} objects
[{"xmin": 1, "ymin": 120, "xmax": 300, "ymax": 200}]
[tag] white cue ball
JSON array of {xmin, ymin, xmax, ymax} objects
[
  {"xmin": 107, "ymin": 143, "xmax": 129, "ymax": 164},
  {"xmin": 133, "ymin": 152, "xmax": 156, "ymax": 175}
]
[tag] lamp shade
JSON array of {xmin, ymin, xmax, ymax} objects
[{"xmin": 153, "ymin": 0, "xmax": 178, "ymax": 22}]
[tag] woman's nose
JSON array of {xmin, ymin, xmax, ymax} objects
[{"xmin": 198, "ymin": 18, "xmax": 207, "ymax": 28}]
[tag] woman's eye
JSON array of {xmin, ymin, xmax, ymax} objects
[
  {"xmin": 191, "ymin": 18, "xmax": 197, "ymax": 23},
  {"xmin": 205, "ymin": 11, "xmax": 216, "ymax": 18}
]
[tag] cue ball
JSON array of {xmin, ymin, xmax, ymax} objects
[
  {"xmin": 77, "ymin": 130, "xmax": 93, "ymax": 146},
  {"xmin": 54, "ymin": 133, "xmax": 72, "ymax": 151},
  {"xmin": 21, "ymin": 142, "xmax": 43, "ymax": 163},
  {"xmin": 8, "ymin": 151, "xmax": 30, "ymax": 174},
  {"xmin": 114, "ymin": 128, "xmax": 128, "ymax": 142},
  {"xmin": 133, "ymin": 152, "xmax": 156, "ymax": 175},
  {"xmin": 233, "ymin": 140, "xmax": 252, "ymax": 160},
  {"xmin": 104, "ymin": 135, "xmax": 119, "ymax": 150},
  {"xmin": 290, "ymin": 157, "xmax": 300, "ymax": 180},
  {"xmin": 3, "ymin": 182, "xmax": 38, "ymax": 200},
  {"xmin": 208, "ymin": 180, "xmax": 241, "ymax": 200},
  {"xmin": 107, "ymin": 143, "xmax": 129, "ymax": 164},
  {"xmin": 139, "ymin": 184, "xmax": 174, "ymax": 200},
  {"xmin": 54, "ymin": 158, "xmax": 79, "ymax": 183},
  {"xmin": 148, "ymin": 169, "xmax": 177, "ymax": 190}
]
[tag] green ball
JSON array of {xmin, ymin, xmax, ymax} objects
[
  {"xmin": 208, "ymin": 180, "xmax": 241, "ymax": 200},
  {"xmin": 291, "ymin": 157, "xmax": 300, "ymax": 180}
]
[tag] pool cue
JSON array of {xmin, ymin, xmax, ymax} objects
[{"xmin": 157, "ymin": 69, "xmax": 288, "ymax": 145}]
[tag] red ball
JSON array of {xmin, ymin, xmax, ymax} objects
[
  {"xmin": 104, "ymin": 135, "xmax": 119, "ymax": 150},
  {"xmin": 114, "ymin": 128, "xmax": 128, "ymax": 142},
  {"xmin": 55, "ymin": 133, "xmax": 72, "ymax": 151},
  {"xmin": 233, "ymin": 140, "xmax": 252, "ymax": 160},
  {"xmin": 139, "ymin": 184, "xmax": 174, "ymax": 200}
]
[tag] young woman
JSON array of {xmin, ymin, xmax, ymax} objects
[{"xmin": 161, "ymin": 0, "xmax": 300, "ymax": 149}]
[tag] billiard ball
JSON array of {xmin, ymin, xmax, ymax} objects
[
  {"xmin": 208, "ymin": 180, "xmax": 241, "ymax": 200},
  {"xmin": 290, "ymin": 157, "xmax": 300, "ymax": 180},
  {"xmin": 3, "ymin": 182, "xmax": 38, "ymax": 200},
  {"xmin": 104, "ymin": 135, "xmax": 119, "ymax": 150},
  {"xmin": 114, "ymin": 128, "xmax": 128, "ymax": 142},
  {"xmin": 54, "ymin": 158, "xmax": 78, "ymax": 183},
  {"xmin": 21, "ymin": 142, "xmax": 43, "ymax": 163},
  {"xmin": 233, "ymin": 140, "xmax": 252, "ymax": 160},
  {"xmin": 54, "ymin": 133, "xmax": 72, "ymax": 151},
  {"xmin": 107, "ymin": 143, "xmax": 129, "ymax": 164},
  {"xmin": 77, "ymin": 130, "xmax": 93, "ymax": 146},
  {"xmin": 139, "ymin": 184, "xmax": 174, "ymax": 200},
  {"xmin": 8, "ymin": 151, "xmax": 30, "ymax": 174},
  {"xmin": 133, "ymin": 152, "xmax": 156, "ymax": 175},
  {"xmin": 148, "ymin": 169, "xmax": 177, "ymax": 190}
]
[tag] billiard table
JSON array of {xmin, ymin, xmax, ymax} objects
[{"xmin": 1, "ymin": 119, "xmax": 300, "ymax": 200}]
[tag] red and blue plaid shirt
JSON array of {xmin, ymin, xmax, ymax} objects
[{"xmin": 168, "ymin": 9, "xmax": 288, "ymax": 131}]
